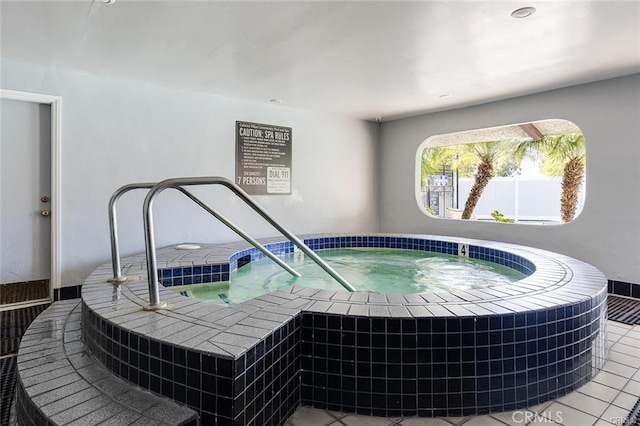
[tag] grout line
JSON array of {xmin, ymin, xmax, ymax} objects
[
  {"xmin": 0, "ymin": 353, "xmax": 18, "ymax": 360},
  {"xmin": 296, "ymin": 325, "xmax": 640, "ymax": 426}
]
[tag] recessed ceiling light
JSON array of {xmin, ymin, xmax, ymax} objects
[{"xmin": 511, "ymin": 6, "xmax": 536, "ymax": 18}]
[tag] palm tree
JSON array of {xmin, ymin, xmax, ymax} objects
[
  {"xmin": 513, "ymin": 133, "xmax": 585, "ymax": 223},
  {"xmin": 461, "ymin": 142, "xmax": 500, "ymax": 220},
  {"xmin": 552, "ymin": 133, "xmax": 585, "ymax": 223}
]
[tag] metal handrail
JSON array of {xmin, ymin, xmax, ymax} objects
[
  {"xmin": 143, "ymin": 176, "xmax": 356, "ymax": 309},
  {"xmin": 108, "ymin": 182, "xmax": 301, "ymax": 284},
  {"xmin": 108, "ymin": 183, "xmax": 156, "ymax": 283}
]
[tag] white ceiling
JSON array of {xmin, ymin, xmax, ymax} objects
[{"xmin": 1, "ymin": 0, "xmax": 639, "ymax": 121}]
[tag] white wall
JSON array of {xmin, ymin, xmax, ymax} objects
[
  {"xmin": 0, "ymin": 59, "xmax": 380, "ymax": 287},
  {"xmin": 380, "ymin": 74, "xmax": 640, "ymax": 284}
]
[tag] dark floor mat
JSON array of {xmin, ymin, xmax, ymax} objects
[
  {"xmin": 0, "ymin": 304, "xmax": 49, "ymax": 424},
  {"xmin": 0, "ymin": 304, "xmax": 49, "ymax": 356},
  {"xmin": 0, "ymin": 357, "xmax": 17, "ymax": 426},
  {"xmin": 0, "ymin": 280, "xmax": 49, "ymax": 305},
  {"xmin": 608, "ymin": 295, "xmax": 640, "ymax": 325},
  {"xmin": 624, "ymin": 397, "xmax": 640, "ymax": 426}
]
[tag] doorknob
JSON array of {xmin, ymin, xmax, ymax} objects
[{"xmin": 40, "ymin": 210, "xmax": 50, "ymax": 217}]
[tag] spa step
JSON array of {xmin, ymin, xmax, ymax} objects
[{"xmin": 15, "ymin": 299, "xmax": 198, "ymax": 425}]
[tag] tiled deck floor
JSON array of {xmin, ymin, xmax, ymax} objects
[{"xmin": 286, "ymin": 320, "xmax": 640, "ymax": 426}]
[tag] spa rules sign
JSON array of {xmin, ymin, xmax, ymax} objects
[{"xmin": 235, "ymin": 121, "xmax": 292, "ymax": 195}]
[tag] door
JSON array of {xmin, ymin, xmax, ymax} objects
[{"xmin": 0, "ymin": 98, "xmax": 51, "ymax": 304}]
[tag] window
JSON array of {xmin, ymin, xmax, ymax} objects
[{"xmin": 416, "ymin": 119, "xmax": 585, "ymax": 225}]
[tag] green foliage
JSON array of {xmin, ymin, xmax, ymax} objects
[
  {"xmin": 540, "ymin": 157, "xmax": 565, "ymax": 176},
  {"xmin": 495, "ymin": 161, "xmax": 522, "ymax": 177},
  {"xmin": 420, "ymin": 145, "xmax": 476, "ymax": 188},
  {"xmin": 421, "ymin": 133, "xmax": 586, "ymax": 184},
  {"xmin": 420, "ymin": 141, "xmax": 519, "ymax": 188},
  {"xmin": 491, "ymin": 210, "xmax": 514, "ymax": 223},
  {"xmin": 539, "ymin": 133, "xmax": 585, "ymax": 176},
  {"xmin": 424, "ymin": 205, "xmax": 436, "ymax": 216},
  {"xmin": 512, "ymin": 133, "xmax": 585, "ymax": 177}
]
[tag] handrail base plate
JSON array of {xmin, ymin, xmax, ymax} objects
[{"xmin": 143, "ymin": 302, "xmax": 168, "ymax": 311}]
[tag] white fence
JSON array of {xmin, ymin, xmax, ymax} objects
[{"xmin": 422, "ymin": 176, "xmax": 586, "ymax": 223}]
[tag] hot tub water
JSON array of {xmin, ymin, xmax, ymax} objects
[{"xmin": 177, "ymin": 248, "xmax": 526, "ymax": 305}]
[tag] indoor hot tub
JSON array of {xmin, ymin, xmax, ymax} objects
[{"xmin": 76, "ymin": 234, "xmax": 607, "ymax": 424}]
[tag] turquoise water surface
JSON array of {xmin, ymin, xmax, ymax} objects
[{"xmin": 173, "ymin": 248, "xmax": 525, "ymax": 305}]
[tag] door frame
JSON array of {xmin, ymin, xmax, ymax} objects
[{"xmin": 1, "ymin": 89, "xmax": 62, "ymax": 302}]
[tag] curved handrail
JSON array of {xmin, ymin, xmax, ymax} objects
[
  {"xmin": 143, "ymin": 176, "xmax": 356, "ymax": 309},
  {"xmin": 108, "ymin": 183, "xmax": 156, "ymax": 282},
  {"xmin": 108, "ymin": 183, "xmax": 301, "ymax": 284}
]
